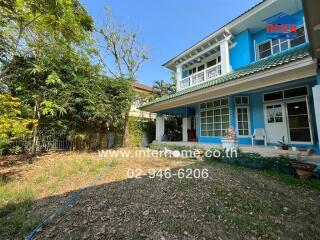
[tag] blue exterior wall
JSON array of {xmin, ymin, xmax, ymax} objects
[
  {"xmin": 252, "ymin": 10, "xmax": 305, "ymax": 46},
  {"xmin": 195, "ymin": 77, "xmax": 319, "ymax": 152},
  {"xmin": 230, "ymin": 30, "xmax": 254, "ymax": 70},
  {"xmin": 229, "ymin": 10, "xmax": 305, "ymax": 71}
]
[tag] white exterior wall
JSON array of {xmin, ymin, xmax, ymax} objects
[
  {"xmin": 156, "ymin": 116, "xmax": 165, "ymax": 141},
  {"xmin": 312, "ymin": 85, "xmax": 320, "ymax": 150},
  {"xmin": 220, "ymin": 39, "xmax": 230, "ymax": 74},
  {"xmin": 176, "ymin": 65, "xmax": 182, "ymax": 91}
]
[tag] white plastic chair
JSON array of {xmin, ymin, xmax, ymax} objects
[{"xmin": 251, "ymin": 129, "xmax": 267, "ymax": 147}]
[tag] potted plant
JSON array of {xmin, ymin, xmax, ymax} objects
[
  {"xmin": 292, "ymin": 161, "xmax": 316, "ymax": 179},
  {"xmin": 278, "ymin": 136, "xmax": 289, "ymax": 150},
  {"xmin": 221, "ymin": 125, "xmax": 239, "ymax": 150}
]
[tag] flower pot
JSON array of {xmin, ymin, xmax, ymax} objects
[
  {"xmin": 292, "ymin": 162, "xmax": 316, "ymax": 179},
  {"xmin": 281, "ymin": 146, "xmax": 289, "ymax": 150},
  {"xmin": 221, "ymin": 138, "xmax": 239, "ymax": 151}
]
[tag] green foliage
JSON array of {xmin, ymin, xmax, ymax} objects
[
  {"xmin": 0, "ymin": 94, "xmax": 35, "ymax": 148},
  {"xmin": 152, "ymin": 80, "xmax": 175, "ymax": 97},
  {"xmin": 129, "ymin": 117, "xmax": 143, "ymax": 147},
  {"xmin": 9, "ymin": 146, "xmax": 23, "ymax": 155},
  {"xmin": 205, "ymin": 149, "xmax": 295, "ymax": 175},
  {"xmin": 142, "ymin": 120, "xmax": 156, "ymax": 144},
  {"xmin": 0, "ymin": 0, "xmax": 94, "ymax": 70}
]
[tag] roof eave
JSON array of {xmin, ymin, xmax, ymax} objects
[{"xmin": 162, "ymin": 0, "xmax": 274, "ymax": 70}]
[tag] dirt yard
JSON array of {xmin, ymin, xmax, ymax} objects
[{"xmin": 1, "ymin": 148, "xmax": 320, "ymax": 239}]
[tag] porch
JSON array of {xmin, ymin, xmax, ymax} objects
[
  {"xmin": 142, "ymin": 45, "xmax": 320, "ymax": 155},
  {"xmin": 154, "ymin": 77, "xmax": 320, "ymax": 154},
  {"xmin": 154, "ymin": 141, "xmax": 320, "ymax": 163}
]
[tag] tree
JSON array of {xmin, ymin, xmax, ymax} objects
[
  {"xmin": 153, "ymin": 80, "xmax": 175, "ymax": 97},
  {"xmin": 99, "ymin": 7, "xmax": 148, "ymax": 147},
  {"xmin": 0, "ymin": 94, "xmax": 35, "ymax": 150},
  {"xmin": 1, "ymin": 0, "xmax": 96, "ymax": 156},
  {"xmin": 0, "ymin": 0, "xmax": 94, "ymax": 80}
]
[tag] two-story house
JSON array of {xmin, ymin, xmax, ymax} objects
[{"xmin": 140, "ymin": 0, "xmax": 320, "ymax": 153}]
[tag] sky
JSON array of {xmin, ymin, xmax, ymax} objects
[{"xmin": 80, "ymin": 0, "xmax": 261, "ymax": 87}]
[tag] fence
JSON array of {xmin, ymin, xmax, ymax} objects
[{"xmin": 6, "ymin": 133, "xmax": 69, "ymax": 154}]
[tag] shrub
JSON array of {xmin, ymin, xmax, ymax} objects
[{"xmin": 205, "ymin": 149, "xmax": 295, "ymax": 176}]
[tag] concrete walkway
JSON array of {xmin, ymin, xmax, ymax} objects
[{"xmin": 153, "ymin": 141, "xmax": 320, "ymax": 164}]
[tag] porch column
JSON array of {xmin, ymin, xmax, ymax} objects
[
  {"xmin": 156, "ymin": 116, "xmax": 165, "ymax": 141},
  {"xmin": 176, "ymin": 65, "xmax": 182, "ymax": 91},
  {"xmin": 220, "ymin": 39, "xmax": 230, "ymax": 74},
  {"xmin": 312, "ymin": 85, "xmax": 320, "ymax": 150},
  {"xmin": 182, "ymin": 117, "xmax": 191, "ymax": 142}
]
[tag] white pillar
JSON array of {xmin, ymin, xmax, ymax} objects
[
  {"xmin": 220, "ymin": 39, "xmax": 230, "ymax": 75},
  {"xmin": 182, "ymin": 117, "xmax": 191, "ymax": 142},
  {"xmin": 312, "ymin": 85, "xmax": 320, "ymax": 150},
  {"xmin": 156, "ymin": 116, "xmax": 165, "ymax": 141},
  {"xmin": 176, "ymin": 65, "xmax": 182, "ymax": 91}
]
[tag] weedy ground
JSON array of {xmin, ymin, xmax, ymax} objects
[{"xmin": 0, "ymin": 148, "xmax": 319, "ymax": 239}]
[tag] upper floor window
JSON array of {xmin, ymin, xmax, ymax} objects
[{"xmin": 257, "ymin": 26, "xmax": 306, "ymax": 60}]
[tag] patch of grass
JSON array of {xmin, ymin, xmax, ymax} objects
[
  {"xmin": 263, "ymin": 171, "xmax": 320, "ymax": 190},
  {"xmin": 0, "ymin": 154, "xmax": 119, "ymax": 239},
  {"xmin": 209, "ymin": 160, "xmax": 320, "ymax": 190},
  {"xmin": 33, "ymin": 173, "xmax": 49, "ymax": 184}
]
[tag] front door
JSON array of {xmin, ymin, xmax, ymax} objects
[{"xmin": 264, "ymin": 103, "xmax": 288, "ymax": 144}]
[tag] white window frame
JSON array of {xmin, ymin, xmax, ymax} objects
[
  {"xmin": 200, "ymin": 98, "xmax": 230, "ymax": 137},
  {"xmin": 236, "ymin": 106, "xmax": 251, "ymax": 137},
  {"xmin": 263, "ymin": 86, "xmax": 309, "ymax": 103},
  {"xmin": 235, "ymin": 96, "xmax": 249, "ymax": 105},
  {"xmin": 256, "ymin": 24, "xmax": 306, "ymax": 60}
]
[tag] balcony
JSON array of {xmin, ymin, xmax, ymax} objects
[{"xmin": 179, "ymin": 63, "xmax": 222, "ymax": 89}]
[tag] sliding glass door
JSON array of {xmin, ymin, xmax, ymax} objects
[{"xmin": 286, "ymin": 100, "xmax": 312, "ymax": 143}]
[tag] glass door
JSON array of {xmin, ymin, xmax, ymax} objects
[{"xmin": 286, "ymin": 100, "xmax": 312, "ymax": 143}]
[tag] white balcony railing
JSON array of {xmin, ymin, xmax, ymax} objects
[{"xmin": 179, "ymin": 63, "xmax": 222, "ymax": 90}]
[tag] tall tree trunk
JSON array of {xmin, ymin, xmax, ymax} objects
[
  {"xmin": 85, "ymin": 133, "xmax": 92, "ymax": 150},
  {"xmin": 98, "ymin": 122, "xmax": 106, "ymax": 149},
  {"xmin": 122, "ymin": 110, "xmax": 130, "ymax": 147}
]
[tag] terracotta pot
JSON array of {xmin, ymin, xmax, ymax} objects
[{"xmin": 292, "ymin": 162, "xmax": 316, "ymax": 179}]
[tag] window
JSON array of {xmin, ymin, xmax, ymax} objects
[
  {"xmin": 290, "ymin": 26, "xmax": 306, "ymax": 48},
  {"xmin": 264, "ymin": 87, "xmax": 308, "ymax": 102},
  {"xmin": 206, "ymin": 56, "xmax": 221, "ymax": 68},
  {"xmin": 264, "ymin": 91, "xmax": 283, "ymax": 102},
  {"xmin": 272, "ymin": 39, "xmax": 280, "ymax": 54},
  {"xmin": 258, "ymin": 41, "xmax": 272, "ymax": 59},
  {"xmin": 198, "ymin": 65, "xmax": 205, "ymax": 72},
  {"xmin": 284, "ymin": 87, "xmax": 308, "ymax": 98},
  {"xmin": 207, "ymin": 59, "xmax": 216, "ymax": 68},
  {"xmin": 235, "ymin": 96, "xmax": 249, "ymax": 105},
  {"xmin": 237, "ymin": 107, "xmax": 250, "ymax": 136},
  {"xmin": 266, "ymin": 105, "xmax": 283, "ymax": 123},
  {"xmin": 200, "ymin": 98, "xmax": 229, "ymax": 137},
  {"xmin": 189, "ymin": 67, "xmax": 196, "ymax": 75},
  {"xmin": 256, "ymin": 26, "xmax": 306, "ymax": 60}
]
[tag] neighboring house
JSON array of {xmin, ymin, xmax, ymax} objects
[
  {"xmin": 140, "ymin": 0, "xmax": 320, "ymax": 153},
  {"xmin": 130, "ymin": 82, "xmax": 157, "ymax": 120}
]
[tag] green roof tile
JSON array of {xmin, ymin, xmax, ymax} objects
[{"xmin": 142, "ymin": 44, "xmax": 310, "ymax": 108}]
